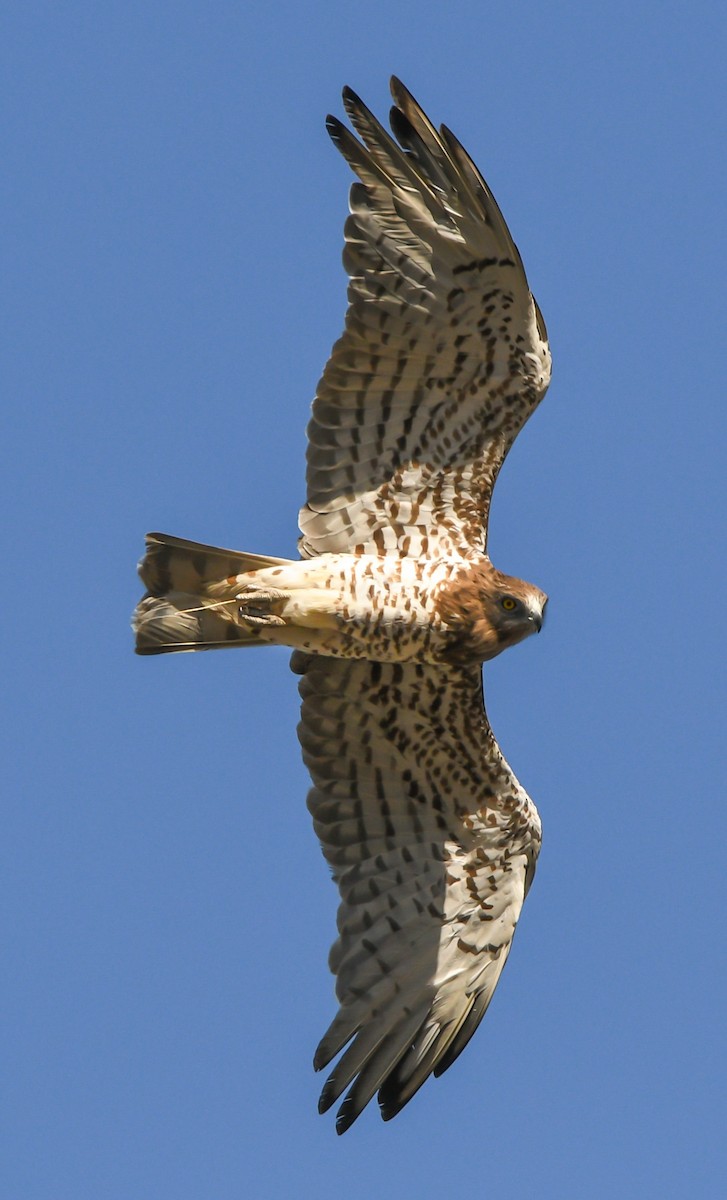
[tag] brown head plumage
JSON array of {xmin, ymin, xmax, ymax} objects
[{"xmin": 435, "ymin": 561, "xmax": 547, "ymax": 664}]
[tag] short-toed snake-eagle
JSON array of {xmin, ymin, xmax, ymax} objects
[{"xmin": 134, "ymin": 78, "xmax": 551, "ymax": 1133}]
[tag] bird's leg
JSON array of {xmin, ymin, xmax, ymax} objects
[{"xmin": 236, "ymin": 587, "xmax": 288, "ymax": 627}]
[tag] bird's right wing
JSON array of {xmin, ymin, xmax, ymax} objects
[{"xmin": 293, "ymin": 651, "xmax": 541, "ymax": 1132}]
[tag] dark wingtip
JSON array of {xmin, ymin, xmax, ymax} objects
[
  {"xmin": 334, "ymin": 1100, "xmax": 356, "ymax": 1135},
  {"xmin": 378, "ymin": 1086, "xmax": 405, "ymax": 1122},
  {"xmin": 325, "ymin": 113, "xmax": 349, "ymax": 152},
  {"xmin": 389, "ymin": 104, "xmax": 413, "ymax": 144},
  {"xmin": 317, "ymin": 1085, "xmax": 335, "ymax": 1115},
  {"xmin": 389, "ymin": 76, "xmax": 417, "ymax": 111}
]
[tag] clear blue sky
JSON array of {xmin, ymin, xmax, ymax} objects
[{"xmin": 3, "ymin": 2, "xmax": 725, "ymax": 1197}]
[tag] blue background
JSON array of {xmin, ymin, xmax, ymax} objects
[{"xmin": 4, "ymin": 3, "xmax": 725, "ymax": 1196}]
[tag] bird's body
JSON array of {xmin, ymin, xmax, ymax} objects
[
  {"xmin": 134, "ymin": 78, "xmax": 553, "ymax": 1132},
  {"xmin": 137, "ymin": 536, "xmax": 545, "ymax": 666}
]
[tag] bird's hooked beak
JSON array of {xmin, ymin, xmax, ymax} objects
[{"xmin": 529, "ymin": 597, "xmax": 547, "ymax": 633}]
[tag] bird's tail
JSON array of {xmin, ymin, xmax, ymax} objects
[{"xmin": 133, "ymin": 532, "xmax": 293, "ymax": 655}]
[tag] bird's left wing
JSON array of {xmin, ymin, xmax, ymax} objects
[
  {"xmin": 293, "ymin": 651, "xmax": 541, "ymax": 1132},
  {"xmin": 299, "ymin": 79, "xmax": 551, "ymax": 560}
]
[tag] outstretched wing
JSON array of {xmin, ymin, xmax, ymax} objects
[
  {"xmin": 293, "ymin": 652, "xmax": 541, "ymax": 1132},
  {"xmin": 299, "ymin": 78, "xmax": 551, "ymax": 560}
]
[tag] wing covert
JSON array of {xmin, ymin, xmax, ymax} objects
[{"xmin": 299, "ymin": 78, "xmax": 551, "ymax": 560}]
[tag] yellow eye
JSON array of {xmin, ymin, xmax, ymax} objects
[{"xmin": 501, "ymin": 596, "xmax": 517, "ymax": 611}]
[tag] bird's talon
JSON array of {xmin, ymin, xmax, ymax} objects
[{"xmin": 236, "ymin": 587, "xmax": 289, "ymax": 627}]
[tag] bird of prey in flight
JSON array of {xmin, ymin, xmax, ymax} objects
[{"xmin": 134, "ymin": 77, "xmax": 551, "ymax": 1133}]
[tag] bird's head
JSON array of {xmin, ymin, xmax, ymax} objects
[{"xmin": 436, "ymin": 562, "xmax": 547, "ymax": 664}]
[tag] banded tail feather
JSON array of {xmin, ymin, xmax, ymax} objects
[{"xmin": 133, "ymin": 532, "xmax": 292, "ymax": 655}]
